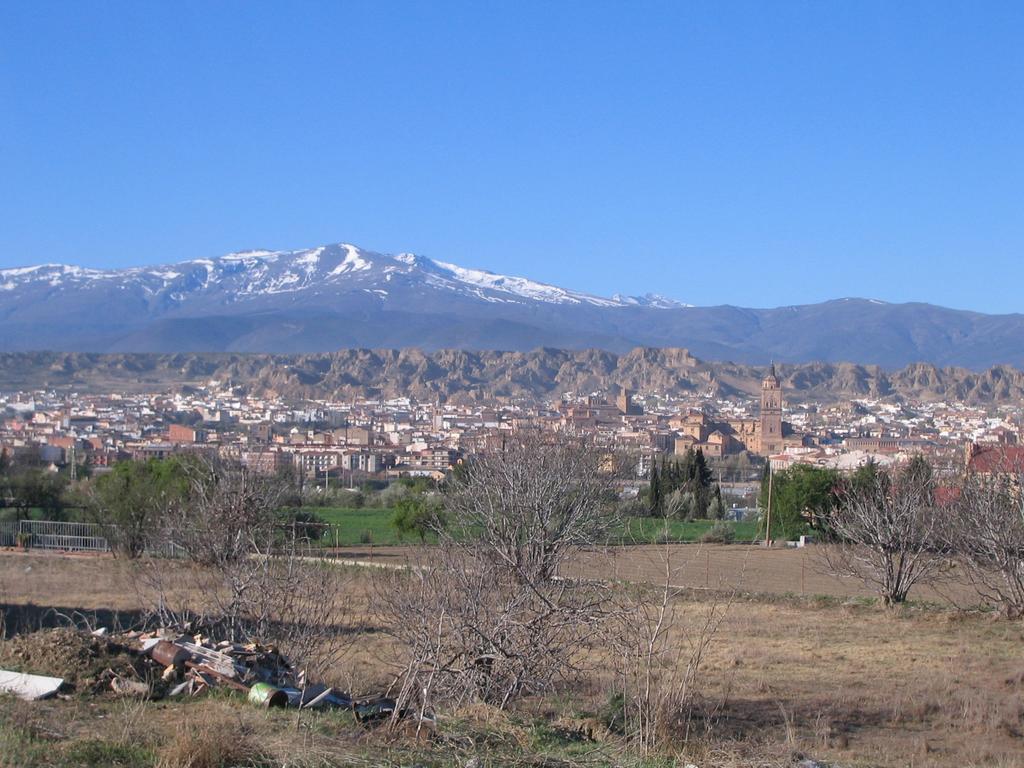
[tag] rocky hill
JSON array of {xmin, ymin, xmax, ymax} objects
[{"xmin": 2, "ymin": 348, "xmax": 1023, "ymax": 405}]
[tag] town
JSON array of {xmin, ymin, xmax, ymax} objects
[{"xmin": 0, "ymin": 364, "xmax": 1019, "ymax": 508}]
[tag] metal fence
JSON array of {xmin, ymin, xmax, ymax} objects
[
  {"xmin": 0, "ymin": 521, "xmax": 16, "ymax": 548},
  {"xmin": 1, "ymin": 519, "xmax": 110, "ymax": 552},
  {"xmin": 0, "ymin": 520, "xmax": 335, "ymax": 555}
]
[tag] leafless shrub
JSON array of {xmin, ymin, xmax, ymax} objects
[
  {"xmin": 378, "ymin": 433, "xmax": 623, "ymax": 716},
  {"xmin": 604, "ymin": 534, "xmax": 731, "ymax": 754},
  {"xmin": 820, "ymin": 466, "xmax": 947, "ymax": 607},
  {"xmin": 377, "ymin": 544, "xmax": 610, "ymax": 714},
  {"xmin": 139, "ymin": 457, "xmax": 351, "ymax": 679},
  {"xmin": 947, "ymin": 472, "xmax": 1024, "ymax": 618},
  {"xmin": 443, "ymin": 430, "xmax": 620, "ymax": 584},
  {"xmin": 167, "ymin": 456, "xmax": 284, "ymax": 566}
]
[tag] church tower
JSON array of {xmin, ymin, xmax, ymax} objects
[{"xmin": 758, "ymin": 363, "xmax": 784, "ymax": 456}]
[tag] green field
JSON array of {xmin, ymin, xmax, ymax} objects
[
  {"xmin": 303, "ymin": 506, "xmax": 439, "ymax": 546},
  {"xmin": 302, "ymin": 506, "xmax": 761, "ymax": 547}
]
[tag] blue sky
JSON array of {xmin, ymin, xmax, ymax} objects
[{"xmin": 1, "ymin": 1, "xmax": 1021, "ymax": 312}]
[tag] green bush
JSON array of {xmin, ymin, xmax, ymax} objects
[
  {"xmin": 390, "ymin": 496, "xmax": 446, "ymax": 543},
  {"xmin": 700, "ymin": 520, "xmax": 735, "ymax": 544}
]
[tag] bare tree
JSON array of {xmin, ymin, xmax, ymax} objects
[
  {"xmin": 377, "ymin": 432, "xmax": 623, "ymax": 714},
  {"xmin": 168, "ymin": 456, "xmax": 284, "ymax": 566},
  {"xmin": 948, "ymin": 472, "xmax": 1024, "ymax": 618},
  {"xmin": 443, "ymin": 430, "xmax": 619, "ymax": 584},
  {"xmin": 138, "ymin": 457, "xmax": 352, "ymax": 678},
  {"xmin": 376, "ymin": 545, "xmax": 608, "ymax": 712},
  {"xmin": 821, "ymin": 465, "xmax": 947, "ymax": 607}
]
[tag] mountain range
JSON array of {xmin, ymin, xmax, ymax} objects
[{"xmin": 0, "ymin": 242, "xmax": 1021, "ymax": 369}]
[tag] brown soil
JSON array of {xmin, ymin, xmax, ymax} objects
[
  {"xmin": 2, "ymin": 551, "xmax": 1024, "ymax": 766},
  {"xmin": 328, "ymin": 543, "xmax": 984, "ymax": 605}
]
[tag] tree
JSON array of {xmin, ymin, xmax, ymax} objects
[
  {"xmin": 946, "ymin": 470, "xmax": 1024, "ymax": 618},
  {"xmin": 391, "ymin": 495, "xmax": 446, "ymax": 543},
  {"xmin": 760, "ymin": 464, "xmax": 839, "ymax": 541},
  {"xmin": 273, "ymin": 462, "xmax": 304, "ymax": 507},
  {"xmin": 707, "ymin": 485, "xmax": 726, "ymax": 520},
  {"xmin": 690, "ymin": 449, "xmax": 712, "ymax": 514},
  {"xmin": 167, "ymin": 456, "xmax": 284, "ymax": 567},
  {"xmin": 821, "ymin": 464, "xmax": 946, "ymax": 607},
  {"xmin": 849, "ymin": 457, "xmax": 884, "ymax": 494},
  {"xmin": 758, "ymin": 461, "xmax": 770, "ymax": 502},
  {"xmin": 8, "ymin": 469, "xmax": 69, "ymax": 519},
  {"xmin": 139, "ymin": 457, "xmax": 352, "ymax": 678},
  {"xmin": 902, "ymin": 454, "xmax": 934, "ymax": 489},
  {"xmin": 378, "ymin": 431, "xmax": 623, "ymax": 713},
  {"xmin": 443, "ymin": 431, "xmax": 618, "ymax": 584},
  {"xmin": 144, "ymin": 456, "xmax": 336, "ymax": 647},
  {"xmin": 648, "ymin": 458, "xmax": 662, "ymax": 516},
  {"xmin": 83, "ymin": 457, "xmax": 190, "ymax": 558},
  {"xmin": 653, "ymin": 449, "xmax": 714, "ymax": 518},
  {"xmin": 662, "ymin": 489, "xmax": 695, "ymax": 521}
]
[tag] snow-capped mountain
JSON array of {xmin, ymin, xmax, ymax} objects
[
  {"xmin": 0, "ymin": 243, "xmax": 682, "ymax": 311},
  {"xmin": 0, "ymin": 241, "xmax": 1020, "ymax": 369}
]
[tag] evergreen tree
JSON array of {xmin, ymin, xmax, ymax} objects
[
  {"xmin": 693, "ymin": 449, "xmax": 712, "ymax": 488},
  {"xmin": 665, "ymin": 453, "xmax": 680, "ymax": 494},
  {"xmin": 656, "ymin": 448, "xmax": 716, "ymax": 518},
  {"xmin": 691, "ymin": 449, "xmax": 712, "ymax": 516},
  {"xmin": 758, "ymin": 461, "xmax": 771, "ymax": 511},
  {"xmin": 850, "ymin": 458, "xmax": 885, "ymax": 495},
  {"xmin": 708, "ymin": 484, "xmax": 726, "ymax": 520},
  {"xmin": 901, "ymin": 454, "xmax": 933, "ymax": 494},
  {"xmin": 760, "ymin": 463, "xmax": 840, "ymax": 541},
  {"xmin": 648, "ymin": 457, "xmax": 662, "ymax": 516}
]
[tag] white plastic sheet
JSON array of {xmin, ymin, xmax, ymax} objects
[{"xmin": 0, "ymin": 669, "xmax": 63, "ymax": 701}]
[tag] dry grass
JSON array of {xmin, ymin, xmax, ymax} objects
[
  {"xmin": 2, "ymin": 551, "xmax": 1024, "ymax": 766},
  {"xmin": 155, "ymin": 713, "xmax": 267, "ymax": 768}
]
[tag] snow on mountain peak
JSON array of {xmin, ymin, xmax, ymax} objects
[
  {"xmin": 221, "ymin": 249, "xmax": 280, "ymax": 262},
  {"xmin": 425, "ymin": 258, "xmax": 622, "ymax": 307},
  {"xmin": 294, "ymin": 246, "xmax": 326, "ymax": 269},
  {"xmin": 612, "ymin": 292, "xmax": 692, "ymax": 309},
  {"xmin": 328, "ymin": 244, "xmax": 371, "ymax": 276},
  {"xmin": 0, "ymin": 241, "xmax": 690, "ymax": 310}
]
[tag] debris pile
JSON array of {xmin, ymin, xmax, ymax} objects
[
  {"xmin": 138, "ymin": 629, "xmax": 352, "ymax": 710},
  {"xmin": 0, "ymin": 627, "xmax": 413, "ymax": 723},
  {"xmin": 0, "ymin": 627, "xmax": 148, "ymax": 695}
]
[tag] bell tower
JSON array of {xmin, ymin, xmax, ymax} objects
[{"xmin": 759, "ymin": 362, "xmax": 783, "ymax": 455}]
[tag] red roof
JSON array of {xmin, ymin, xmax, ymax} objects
[{"xmin": 967, "ymin": 444, "xmax": 1024, "ymax": 475}]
